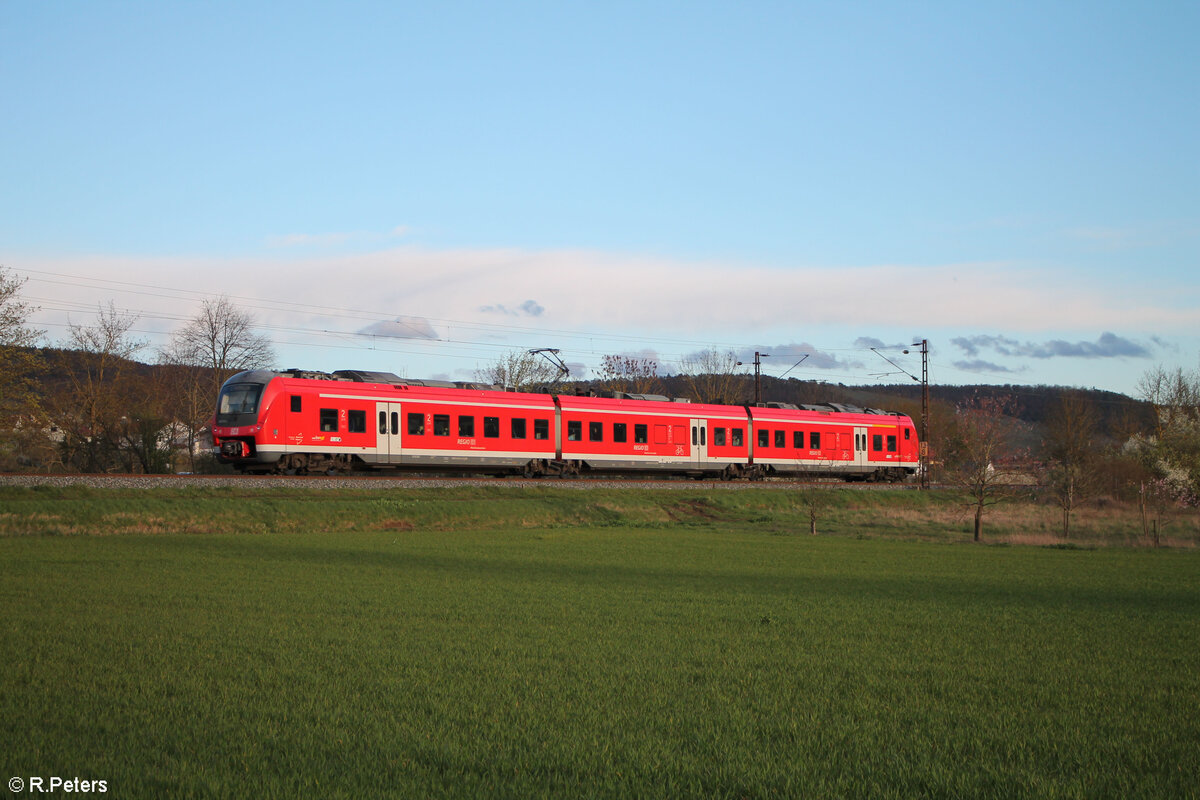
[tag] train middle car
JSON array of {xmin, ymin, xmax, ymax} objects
[{"xmin": 212, "ymin": 369, "xmax": 919, "ymax": 481}]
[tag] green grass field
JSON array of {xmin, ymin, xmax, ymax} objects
[{"xmin": 1, "ymin": 486, "xmax": 1198, "ymax": 798}]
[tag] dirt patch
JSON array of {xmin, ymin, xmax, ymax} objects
[{"xmin": 663, "ymin": 499, "xmax": 722, "ymax": 522}]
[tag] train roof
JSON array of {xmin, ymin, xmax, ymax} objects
[{"xmin": 221, "ymin": 369, "xmax": 908, "ymax": 419}]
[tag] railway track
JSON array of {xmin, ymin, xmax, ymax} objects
[{"xmin": 0, "ymin": 473, "xmax": 927, "ymax": 491}]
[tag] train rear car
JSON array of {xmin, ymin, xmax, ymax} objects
[{"xmin": 747, "ymin": 403, "xmax": 917, "ymax": 481}]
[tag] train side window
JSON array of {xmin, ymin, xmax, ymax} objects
[
  {"xmin": 713, "ymin": 427, "xmax": 726, "ymax": 447},
  {"xmin": 905, "ymin": 428, "xmax": 911, "ymax": 440},
  {"xmin": 873, "ymin": 434, "xmax": 883, "ymax": 451},
  {"xmin": 348, "ymin": 410, "xmax": 366, "ymax": 434},
  {"xmin": 887, "ymin": 435, "xmax": 897, "ymax": 452},
  {"xmin": 459, "ymin": 416, "xmax": 475, "ymax": 437},
  {"xmin": 775, "ymin": 430, "xmax": 785, "ymax": 448},
  {"xmin": 391, "ymin": 412, "xmax": 398, "ymax": 436},
  {"xmin": 379, "ymin": 411, "xmax": 387, "ymax": 435},
  {"xmin": 731, "ymin": 428, "xmax": 743, "ymax": 447},
  {"xmin": 634, "ymin": 424, "xmax": 648, "ymax": 444},
  {"xmin": 484, "ymin": 417, "xmax": 500, "ymax": 438},
  {"xmin": 758, "ymin": 429, "xmax": 769, "ymax": 447},
  {"xmin": 291, "ymin": 395, "xmax": 302, "ymax": 413},
  {"xmin": 811, "ymin": 431, "xmax": 821, "ymax": 449},
  {"xmin": 567, "ymin": 420, "xmax": 582, "ymax": 441},
  {"xmin": 433, "ymin": 414, "xmax": 450, "ymax": 436},
  {"xmin": 512, "ymin": 418, "xmax": 527, "ymax": 439},
  {"xmin": 692, "ymin": 426, "xmax": 697, "ymax": 446},
  {"xmin": 794, "ymin": 431, "xmax": 804, "ymax": 449},
  {"xmin": 320, "ymin": 408, "xmax": 338, "ymax": 432},
  {"xmin": 407, "ymin": 413, "xmax": 424, "ymax": 435},
  {"xmin": 589, "ymin": 421, "xmax": 603, "ymax": 442},
  {"xmin": 613, "ymin": 423, "xmax": 627, "ymax": 443},
  {"xmin": 534, "ymin": 419, "xmax": 549, "ymax": 440}
]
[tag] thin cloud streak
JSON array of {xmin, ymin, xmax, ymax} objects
[
  {"xmin": 18, "ymin": 247, "xmax": 1197, "ymax": 349},
  {"xmin": 116, "ymin": 247, "xmax": 1197, "ymax": 335}
]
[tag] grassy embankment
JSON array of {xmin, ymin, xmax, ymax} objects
[{"xmin": 1, "ymin": 485, "xmax": 1197, "ymax": 798}]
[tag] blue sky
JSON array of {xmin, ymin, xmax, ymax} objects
[{"xmin": 3, "ymin": 1, "xmax": 1197, "ymax": 396}]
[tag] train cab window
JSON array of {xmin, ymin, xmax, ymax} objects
[
  {"xmin": 534, "ymin": 419, "xmax": 549, "ymax": 440},
  {"xmin": 613, "ymin": 423, "xmax": 627, "ymax": 443},
  {"xmin": 887, "ymin": 435, "xmax": 897, "ymax": 452},
  {"xmin": 320, "ymin": 408, "xmax": 338, "ymax": 432},
  {"xmin": 407, "ymin": 413, "xmax": 424, "ymax": 435},
  {"xmin": 218, "ymin": 383, "xmax": 263, "ymax": 416},
  {"xmin": 713, "ymin": 427, "xmax": 726, "ymax": 447},
  {"xmin": 567, "ymin": 420, "xmax": 582, "ymax": 441},
  {"xmin": 459, "ymin": 416, "xmax": 475, "ymax": 437},
  {"xmin": 873, "ymin": 434, "xmax": 883, "ymax": 451},
  {"xmin": 348, "ymin": 410, "xmax": 366, "ymax": 434},
  {"xmin": 794, "ymin": 431, "xmax": 804, "ymax": 449},
  {"xmin": 512, "ymin": 418, "xmax": 527, "ymax": 439},
  {"xmin": 291, "ymin": 395, "xmax": 302, "ymax": 413},
  {"xmin": 634, "ymin": 424, "xmax": 648, "ymax": 444},
  {"xmin": 810, "ymin": 431, "xmax": 821, "ymax": 449},
  {"xmin": 758, "ymin": 429, "xmax": 770, "ymax": 448},
  {"xmin": 589, "ymin": 422, "xmax": 603, "ymax": 442},
  {"xmin": 731, "ymin": 428, "xmax": 744, "ymax": 447},
  {"xmin": 775, "ymin": 430, "xmax": 786, "ymax": 448},
  {"xmin": 433, "ymin": 414, "xmax": 450, "ymax": 436},
  {"xmin": 484, "ymin": 417, "xmax": 500, "ymax": 438}
]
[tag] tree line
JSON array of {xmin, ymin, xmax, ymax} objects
[{"xmin": 1, "ymin": 266, "xmax": 273, "ymax": 473}]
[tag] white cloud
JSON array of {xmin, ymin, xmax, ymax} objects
[{"xmin": 358, "ymin": 317, "xmax": 439, "ymax": 340}]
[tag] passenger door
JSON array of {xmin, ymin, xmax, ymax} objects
[
  {"xmin": 854, "ymin": 426, "xmax": 868, "ymax": 471},
  {"xmin": 691, "ymin": 418, "xmax": 708, "ymax": 468},
  {"xmin": 376, "ymin": 402, "xmax": 402, "ymax": 464}
]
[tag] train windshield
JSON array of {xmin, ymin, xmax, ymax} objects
[{"xmin": 218, "ymin": 383, "xmax": 264, "ymax": 415}]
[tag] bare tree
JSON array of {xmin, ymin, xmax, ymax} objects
[
  {"xmin": 159, "ymin": 297, "xmax": 275, "ymax": 468},
  {"xmin": 155, "ymin": 362, "xmax": 214, "ymax": 473},
  {"xmin": 598, "ymin": 353, "xmax": 660, "ymax": 395},
  {"xmin": 678, "ymin": 348, "xmax": 745, "ymax": 404},
  {"xmin": 0, "ymin": 266, "xmax": 45, "ymax": 426},
  {"xmin": 1137, "ymin": 364, "xmax": 1200, "ymax": 437},
  {"xmin": 1130, "ymin": 362, "xmax": 1200, "ymax": 502},
  {"xmin": 474, "ymin": 350, "xmax": 562, "ymax": 391},
  {"xmin": 940, "ymin": 394, "xmax": 1025, "ymax": 542},
  {"xmin": 54, "ymin": 303, "xmax": 146, "ymax": 472},
  {"xmin": 163, "ymin": 295, "xmax": 275, "ymax": 388},
  {"xmin": 1043, "ymin": 391, "xmax": 1101, "ymax": 539},
  {"xmin": 795, "ymin": 488, "xmax": 832, "ymax": 535}
]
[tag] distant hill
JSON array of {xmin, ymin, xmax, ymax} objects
[{"xmin": 26, "ymin": 348, "xmax": 1153, "ymax": 443}]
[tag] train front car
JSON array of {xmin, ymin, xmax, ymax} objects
[
  {"xmin": 746, "ymin": 403, "xmax": 919, "ymax": 482},
  {"xmin": 212, "ymin": 370, "xmax": 282, "ymax": 471}
]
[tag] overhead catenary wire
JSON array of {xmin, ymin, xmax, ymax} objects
[{"xmin": 16, "ymin": 266, "xmax": 929, "ymax": 384}]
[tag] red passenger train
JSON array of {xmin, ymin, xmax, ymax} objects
[{"xmin": 212, "ymin": 369, "xmax": 919, "ymax": 481}]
